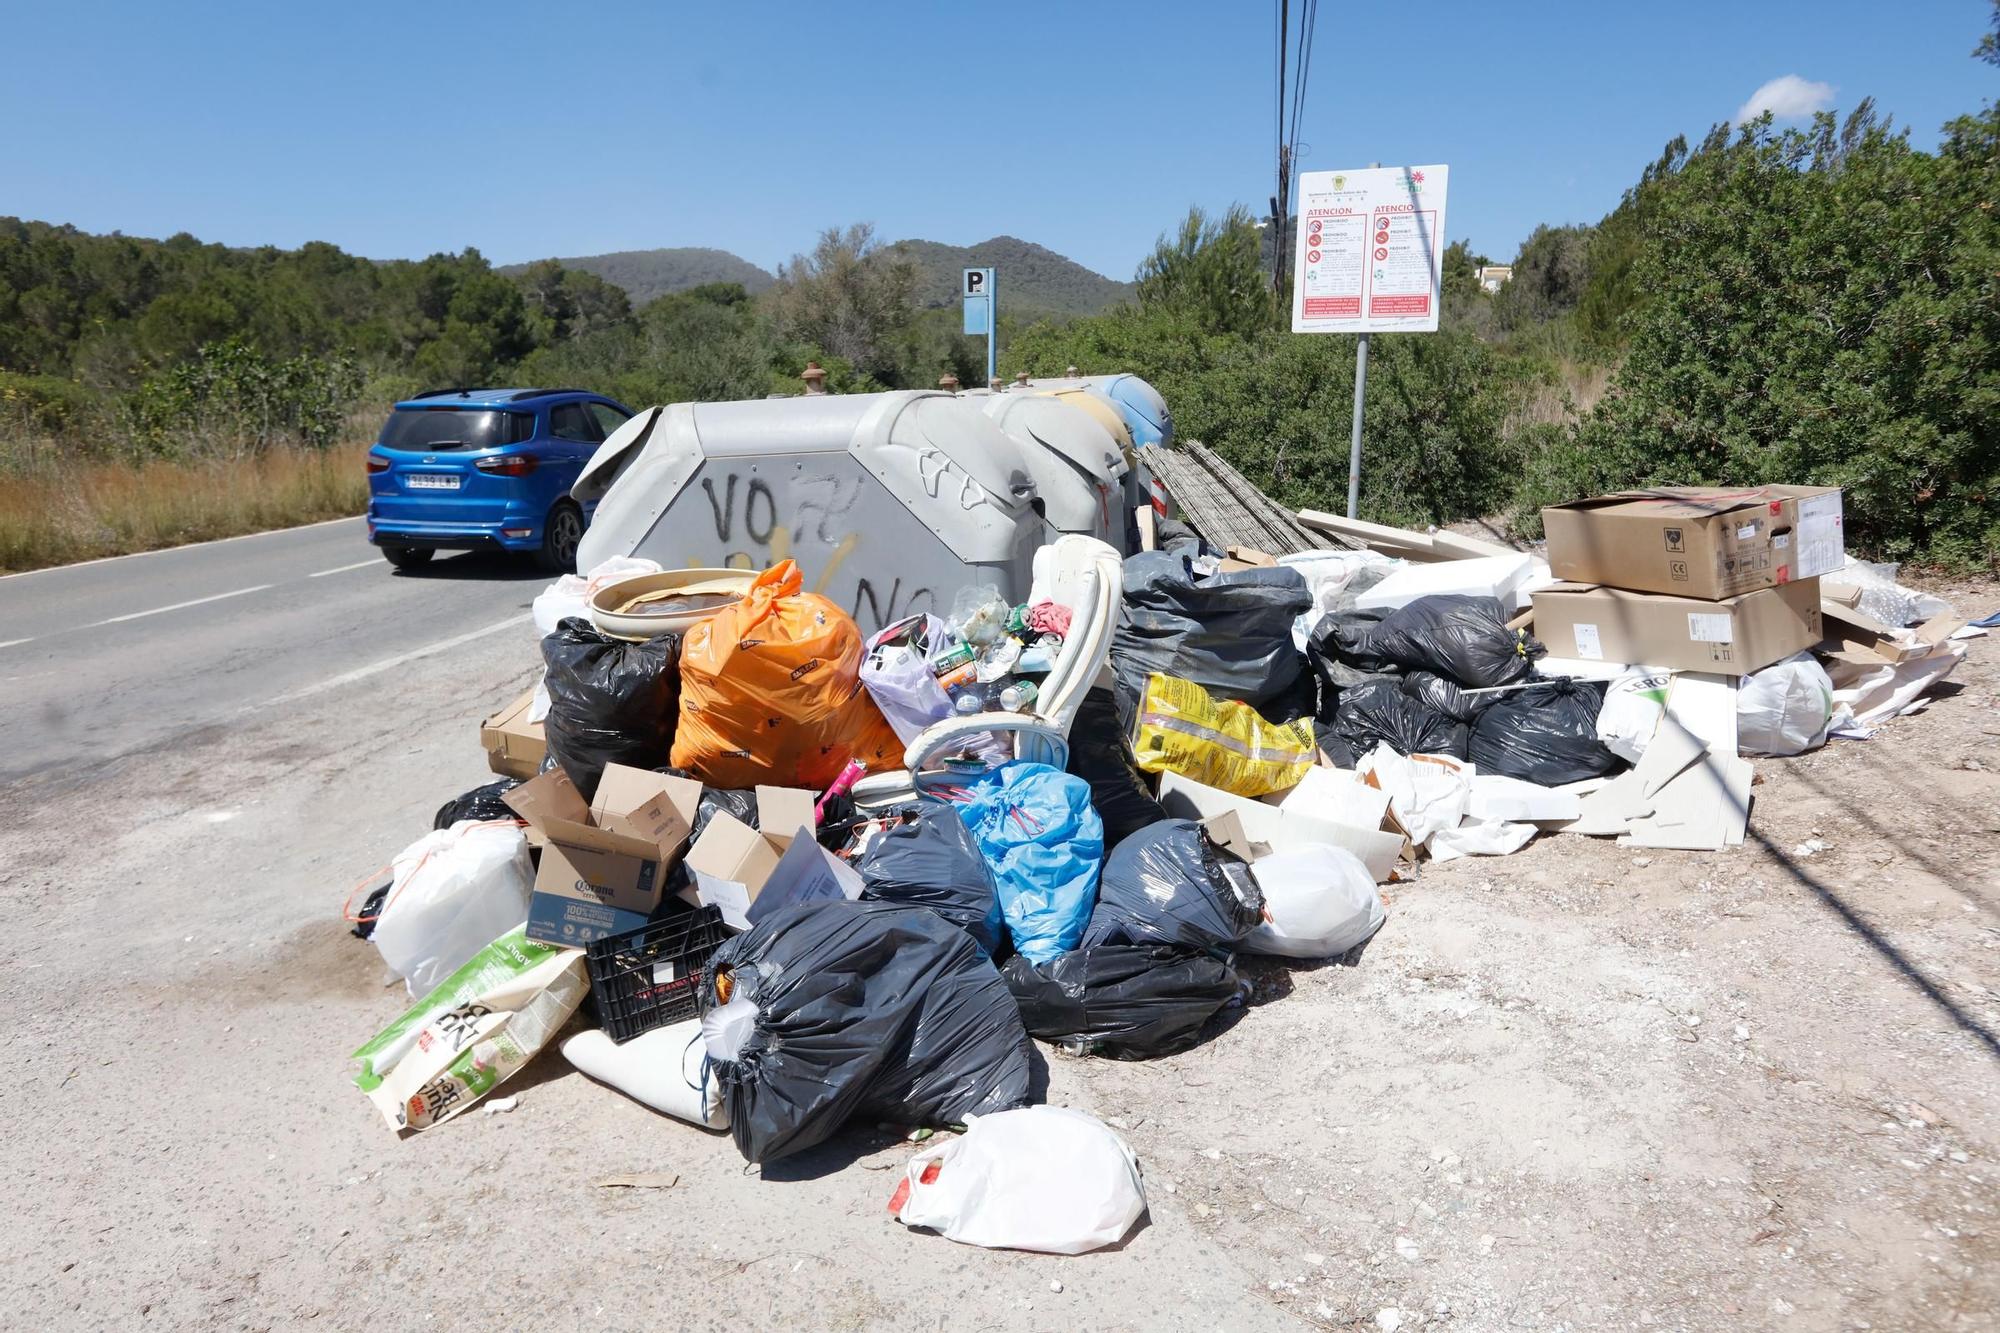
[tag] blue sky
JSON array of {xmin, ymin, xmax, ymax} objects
[{"xmin": 2, "ymin": 1, "xmax": 1992, "ymax": 280}]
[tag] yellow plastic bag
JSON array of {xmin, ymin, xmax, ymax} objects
[{"xmin": 1131, "ymin": 673, "xmax": 1315, "ymax": 797}]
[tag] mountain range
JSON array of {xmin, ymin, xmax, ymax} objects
[{"xmin": 502, "ymin": 235, "xmax": 1134, "ymax": 318}]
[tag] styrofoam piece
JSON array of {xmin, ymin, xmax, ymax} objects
[
  {"xmin": 1468, "ymin": 773, "xmax": 1582, "ymax": 823},
  {"xmin": 1352, "ymin": 554, "xmax": 1536, "ymax": 613},
  {"xmin": 1158, "ymin": 771, "xmax": 1403, "ymax": 882}
]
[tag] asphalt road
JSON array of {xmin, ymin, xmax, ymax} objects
[{"xmin": 0, "ymin": 518, "xmax": 546, "ymax": 783}]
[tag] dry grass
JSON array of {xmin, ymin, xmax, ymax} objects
[
  {"xmin": 0, "ymin": 445, "xmax": 370, "ymax": 573},
  {"xmin": 1510, "ymin": 361, "xmax": 1614, "ymax": 432}
]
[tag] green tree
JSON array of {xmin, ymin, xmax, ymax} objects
[
  {"xmin": 1492, "ymin": 224, "xmax": 1593, "ymax": 331},
  {"xmin": 1521, "ymin": 104, "xmax": 2000, "ymax": 563},
  {"xmin": 1133, "ymin": 205, "xmax": 1275, "ymax": 337},
  {"xmin": 766, "ymin": 223, "xmax": 922, "ymax": 385}
]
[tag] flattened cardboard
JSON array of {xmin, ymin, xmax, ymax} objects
[
  {"xmin": 481, "ymin": 688, "xmax": 546, "ymax": 779},
  {"xmin": 1530, "ymin": 579, "xmax": 1821, "ymax": 676},
  {"xmin": 1542, "ymin": 486, "xmax": 1842, "ymax": 599}
]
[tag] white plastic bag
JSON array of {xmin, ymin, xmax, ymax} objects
[
  {"xmin": 1428, "ymin": 816, "xmax": 1537, "ymax": 862},
  {"xmin": 1595, "ymin": 667, "xmax": 1673, "ymax": 762},
  {"xmin": 1244, "ymin": 844, "xmax": 1384, "ymax": 958},
  {"xmin": 371, "ymin": 821, "xmax": 534, "ymax": 997},
  {"xmin": 531, "ymin": 556, "xmax": 663, "ymax": 637},
  {"xmin": 861, "ymin": 615, "xmax": 955, "ymax": 744},
  {"xmin": 1827, "ymin": 640, "xmax": 1966, "ymax": 735},
  {"xmin": 1355, "ymin": 744, "xmax": 1470, "ymax": 846},
  {"xmin": 562, "ymin": 1021, "xmax": 728, "ymax": 1131},
  {"xmin": 1278, "ymin": 549, "xmax": 1397, "ymax": 650},
  {"xmin": 1736, "ymin": 652, "xmax": 1835, "ymax": 756},
  {"xmin": 1835, "ymin": 557, "xmax": 1953, "ymax": 628},
  {"xmin": 891, "ymin": 1106, "xmax": 1147, "ymax": 1254}
]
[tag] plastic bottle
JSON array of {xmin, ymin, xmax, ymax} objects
[{"xmin": 953, "ymin": 689, "xmax": 987, "ymax": 716}]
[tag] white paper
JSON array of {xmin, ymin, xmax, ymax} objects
[
  {"xmin": 692, "ymin": 870, "xmax": 752, "ymax": 931},
  {"xmin": 1572, "ymin": 623, "xmax": 1603, "ymax": 659},
  {"xmin": 1686, "ymin": 612, "xmax": 1735, "ymax": 644}
]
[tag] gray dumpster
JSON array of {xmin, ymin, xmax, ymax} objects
[
  {"xmin": 970, "ymin": 388, "xmax": 1131, "ymax": 551},
  {"xmin": 573, "ymin": 390, "xmax": 1047, "ymax": 634}
]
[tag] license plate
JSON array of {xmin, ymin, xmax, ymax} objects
[{"xmin": 405, "ymin": 473, "xmax": 460, "ymax": 490}]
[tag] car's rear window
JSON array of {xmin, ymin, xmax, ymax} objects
[{"xmin": 381, "ymin": 408, "xmax": 535, "ymax": 451}]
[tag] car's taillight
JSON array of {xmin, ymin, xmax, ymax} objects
[
  {"xmin": 367, "ymin": 455, "xmax": 390, "ymax": 474},
  {"xmin": 475, "ymin": 455, "xmax": 537, "ymax": 477}
]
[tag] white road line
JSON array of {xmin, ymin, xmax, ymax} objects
[
  {"xmin": 0, "ymin": 514, "xmax": 363, "ymax": 582},
  {"xmin": 0, "ymin": 637, "xmax": 34, "ymax": 649},
  {"xmin": 93, "ymin": 584, "xmax": 273, "ymax": 626},
  {"xmin": 271, "ymin": 613, "xmax": 532, "ymax": 704},
  {"xmin": 308, "ymin": 559, "xmax": 380, "ymax": 578}
]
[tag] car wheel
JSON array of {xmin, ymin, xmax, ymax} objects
[
  {"xmin": 540, "ymin": 501, "xmax": 583, "ymax": 573},
  {"xmin": 384, "ymin": 547, "xmax": 434, "ymax": 571}
]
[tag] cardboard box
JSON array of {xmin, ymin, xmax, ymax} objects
[
  {"xmin": 1542, "ymin": 486, "xmax": 1843, "ymax": 599},
  {"xmin": 481, "ymin": 688, "xmax": 546, "ymax": 780},
  {"xmin": 680, "ymin": 786, "xmax": 861, "ymax": 928},
  {"xmin": 503, "ymin": 765, "xmax": 703, "ymax": 947},
  {"xmin": 1531, "ymin": 579, "xmax": 1822, "ymax": 676}
]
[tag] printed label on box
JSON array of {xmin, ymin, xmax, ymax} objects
[
  {"xmin": 1571, "ymin": 623, "xmax": 1603, "ymax": 660},
  {"xmin": 1687, "ymin": 612, "xmax": 1736, "ymax": 643}
]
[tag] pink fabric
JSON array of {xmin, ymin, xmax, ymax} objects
[{"xmin": 1026, "ymin": 601, "xmax": 1072, "ymax": 637}]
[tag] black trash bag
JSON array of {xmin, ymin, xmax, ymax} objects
[
  {"xmin": 1111, "ymin": 551, "xmax": 1311, "ymax": 717},
  {"xmin": 1001, "ymin": 944, "xmax": 1239, "ymax": 1059},
  {"xmin": 1313, "ymin": 595, "xmax": 1540, "ymax": 689},
  {"xmin": 856, "ymin": 800, "xmax": 1007, "ymax": 957},
  {"xmin": 541, "ymin": 617, "xmax": 679, "ymax": 799},
  {"xmin": 700, "ymin": 899, "xmax": 1033, "ymax": 1165},
  {"xmin": 432, "ymin": 778, "xmax": 523, "ymax": 830},
  {"xmin": 692, "ymin": 786, "xmax": 759, "ymax": 840},
  {"xmin": 1065, "ymin": 689, "xmax": 1168, "ymax": 850},
  {"xmin": 1082, "ymin": 818, "xmax": 1264, "ymax": 955},
  {"xmin": 1312, "ymin": 719, "xmax": 1357, "ymax": 769},
  {"xmin": 1331, "ymin": 676, "xmax": 1470, "ymax": 759},
  {"xmin": 1401, "ymin": 670, "xmax": 1496, "ymax": 724},
  {"xmin": 1467, "ymin": 678, "xmax": 1622, "ymax": 785},
  {"xmin": 349, "ymin": 878, "xmax": 392, "ymax": 941}
]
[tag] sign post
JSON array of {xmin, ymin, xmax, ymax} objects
[
  {"xmin": 962, "ymin": 266, "xmax": 997, "ymax": 388},
  {"xmin": 1289, "ymin": 164, "xmax": 1449, "ymax": 518}
]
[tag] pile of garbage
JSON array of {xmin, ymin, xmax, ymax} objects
[{"xmin": 342, "ymin": 477, "xmax": 1981, "ymax": 1258}]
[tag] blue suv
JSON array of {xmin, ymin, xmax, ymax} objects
[{"xmin": 366, "ymin": 387, "xmax": 634, "ymax": 571}]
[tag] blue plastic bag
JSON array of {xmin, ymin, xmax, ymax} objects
[{"xmin": 954, "ymin": 761, "xmax": 1104, "ymax": 965}]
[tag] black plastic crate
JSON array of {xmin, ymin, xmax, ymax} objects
[{"xmin": 585, "ymin": 905, "xmax": 733, "ymax": 1043}]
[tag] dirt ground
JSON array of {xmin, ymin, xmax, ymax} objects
[{"xmin": 2, "ymin": 570, "xmax": 1995, "ymax": 1332}]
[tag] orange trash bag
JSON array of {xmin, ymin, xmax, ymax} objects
[{"xmin": 671, "ymin": 560, "xmax": 905, "ymax": 789}]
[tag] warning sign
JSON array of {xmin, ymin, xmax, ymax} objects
[{"xmin": 1291, "ymin": 164, "xmax": 1449, "ymax": 334}]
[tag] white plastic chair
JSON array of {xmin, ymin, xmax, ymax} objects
[{"xmin": 852, "ymin": 535, "xmax": 1123, "ymax": 810}]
